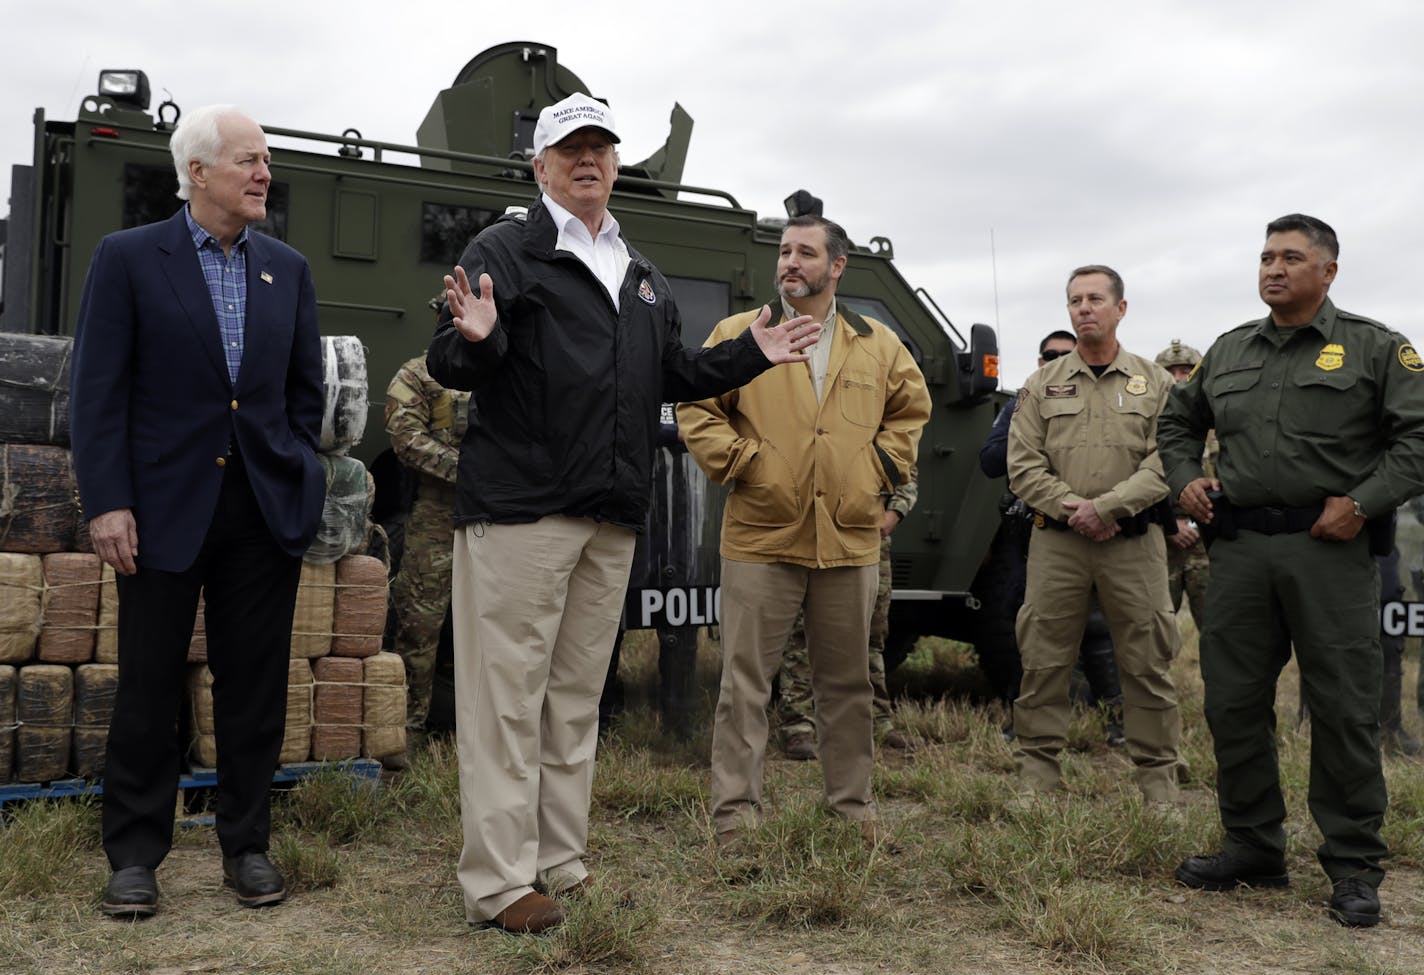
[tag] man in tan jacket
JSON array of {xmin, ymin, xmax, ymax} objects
[{"xmin": 678, "ymin": 215, "xmax": 930, "ymax": 845}]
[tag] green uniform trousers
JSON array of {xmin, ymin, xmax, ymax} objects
[
  {"xmin": 1201, "ymin": 530, "xmax": 1386, "ymax": 885},
  {"xmin": 1015, "ymin": 526, "xmax": 1181, "ymax": 800}
]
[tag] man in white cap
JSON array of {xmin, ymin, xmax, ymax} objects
[{"xmin": 428, "ymin": 92, "xmax": 822, "ymax": 933}]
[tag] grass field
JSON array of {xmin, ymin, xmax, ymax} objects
[{"xmin": 2, "ymin": 618, "xmax": 1422, "ymax": 975}]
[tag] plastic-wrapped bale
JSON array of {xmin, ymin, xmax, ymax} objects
[
  {"xmin": 0, "ymin": 665, "xmax": 15, "ymax": 782},
  {"xmin": 95, "ymin": 564, "xmax": 119, "ymax": 663},
  {"xmin": 0, "ymin": 333, "xmax": 72, "ymax": 445},
  {"xmin": 187, "ymin": 665, "xmax": 217, "ymax": 768},
  {"xmin": 304, "ymin": 455, "xmax": 373, "ymax": 564},
  {"xmin": 73, "ymin": 663, "xmax": 118, "ymax": 778},
  {"xmin": 188, "ymin": 593, "xmax": 208, "ymax": 664},
  {"xmin": 0, "ymin": 553, "xmax": 43, "ymax": 664},
  {"xmin": 311, "ymin": 656, "xmax": 362, "ymax": 760},
  {"xmin": 281, "ymin": 658, "xmax": 313, "ymax": 764},
  {"xmin": 318, "ymin": 335, "xmax": 368, "ymax": 454},
  {"xmin": 37, "ymin": 552, "xmax": 101, "ymax": 663},
  {"xmin": 290, "ymin": 561, "xmax": 336, "ymax": 659},
  {"xmin": 16, "ymin": 663, "xmax": 73, "ymax": 783},
  {"xmin": 362, "ymin": 652, "xmax": 406, "ymax": 759},
  {"xmin": 331, "ymin": 555, "xmax": 387, "ymax": 658},
  {"xmin": 0, "ymin": 444, "xmax": 85, "ymax": 553}
]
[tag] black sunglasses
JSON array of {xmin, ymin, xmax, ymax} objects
[{"xmin": 1040, "ymin": 349, "xmax": 1071, "ymax": 361}]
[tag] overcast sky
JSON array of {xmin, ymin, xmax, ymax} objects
[{"xmin": 2, "ymin": 0, "xmax": 1420, "ymax": 386}]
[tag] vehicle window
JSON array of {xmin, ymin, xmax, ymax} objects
[
  {"xmin": 665, "ymin": 276, "xmax": 731, "ymax": 348},
  {"xmin": 121, "ymin": 163, "xmax": 288, "ymax": 240},
  {"xmin": 838, "ymin": 295, "xmax": 921, "ymax": 363},
  {"xmin": 420, "ymin": 202, "xmax": 500, "ymax": 265}
]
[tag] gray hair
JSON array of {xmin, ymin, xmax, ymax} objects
[
  {"xmin": 1066, "ymin": 264, "xmax": 1125, "ymax": 303},
  {"xmin": 784, "ymin": 215, "xmax": 850, "ymax": 263},
  {"xmin": 170, "ymin": 104, "xmax": 246, "ymax": 201}
]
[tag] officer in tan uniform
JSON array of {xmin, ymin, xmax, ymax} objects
[
  {"xmin": 385, "ymin": 335, "xmax": 470, "ymax": 750},
  {"xmin": 1007, "ymin": 264, "xmax": 1181, "ymax": 803},
  {"xmin": 1155, "ymin": 340, "xmax": 1214, "ymax": 627}
]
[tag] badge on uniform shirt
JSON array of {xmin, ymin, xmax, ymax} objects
[
  {"xmin": 638, "ymin": 279, "xmax": 656, "ymax": 305},
  {"xmin": 1045, "ymin": 384, "xmax": 1077, "ymax": 398},
  {"xmin": 1125, "ymin": 375, "xmax": 1148, "ymax": 395},
  {"xmin": 1399, "ymin": 344, "xmax": 1424, "ymax": 373},
  {"xmin": 1316, "ymin": 343, "xmax": 1345, "ymax": 371}
]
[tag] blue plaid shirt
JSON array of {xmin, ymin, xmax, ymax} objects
[{"xmin": 184, "ymin": 206, "xmax": 247, "ymax": 386}]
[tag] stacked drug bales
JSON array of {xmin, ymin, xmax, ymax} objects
[{"xmin": 0, "ymin": 334, "xmax": 405, "ymax": 787}]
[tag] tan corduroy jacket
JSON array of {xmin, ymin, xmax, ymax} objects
[{"xmin": 677, "ymin": 304, "xmax": 930, "ymax": 568}]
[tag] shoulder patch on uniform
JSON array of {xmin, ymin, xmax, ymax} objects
[
  {"xmin": 1011, "ymin": 388, "xmax": 1028, "ymax": 414},
  {"xmin": 1399, "ymin": 344, "xmax": 1424, "ymax": 373},
  {"xmin": 1045, "ymin": 384, "xmax": 1078, "ymax": 399}
]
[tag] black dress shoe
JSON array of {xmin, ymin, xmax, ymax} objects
[
  {"xmin": 102, "ymin": 866, "xmax": 158, "ymax": 919},
  {"xmin": 1175, "ymin": 851, "xmax": 1289, "ymax": 891},
  {"xmin": 1328, "ymin": 877, "xmax": 1381, "ymax": 927},
  {"xmin": 223, "ymin": 852, "xmax": 287, "ymax": 907}
]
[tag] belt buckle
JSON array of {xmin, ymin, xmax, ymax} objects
[{"xmin": 1263, "ymin": 505, "xmax": 1287, "ymax": 534}]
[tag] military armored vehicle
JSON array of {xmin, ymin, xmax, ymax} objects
[{"xmin": 0, "ymin": 41, "xmax": 1004, "ymax": 729}]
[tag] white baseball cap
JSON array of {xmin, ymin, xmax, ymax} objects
[{"xmin": 532, "ymin": 93, "xmax": 621, "ymax": 156}]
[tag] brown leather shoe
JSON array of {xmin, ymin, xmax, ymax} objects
[
  {"xmin": 487, "ymin": 891, "xmax": 565, "ymax": 933},
  {"xmin": 783, "ymin": 733, "xmax": 818, "ymax": 760}
]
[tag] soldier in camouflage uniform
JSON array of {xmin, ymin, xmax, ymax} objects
[
  {"xmin": 1155, "ymin": 341, "xmax": 1215, "ymax": 628},
  {"xmin": 777, "ymin": 469, "xmax": 918, "ymax": 757},
  {"xmin": 385, "ymin": 348, "xmax": 470, "ymax": 744}
]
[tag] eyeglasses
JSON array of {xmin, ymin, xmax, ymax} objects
[{"xmin": 1040, "ymin": 349, "xmax": 1071, "ymax": 361}]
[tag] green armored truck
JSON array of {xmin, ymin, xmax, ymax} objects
[{"xmin": 0, "ymin": 41, "xmax": 1005, "ymax": 727}]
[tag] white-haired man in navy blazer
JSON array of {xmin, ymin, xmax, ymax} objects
[{"xmin": 70, "ymin": 104, "xmax": 325, "ymax": 919}]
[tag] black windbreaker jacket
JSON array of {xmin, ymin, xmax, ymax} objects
[{"xmin": 426, "ymin": 198, "xmax": 773, "ymax": 531}]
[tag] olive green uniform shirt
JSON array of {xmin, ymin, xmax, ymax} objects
[
  {"xmin": 1158, "ymin": 299, "xmax": 1424, "ymax": 516},
  {"xmin": 1007, "ymin": 346, "xmax": 1171, "ymax": 524}
]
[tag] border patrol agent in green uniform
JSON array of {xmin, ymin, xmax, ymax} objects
[
  {"xmin": 1160, "ymin": 214, "xmax": 1424, "ymax": 928},
  {"xmin": 1155, "ymin": 341, "xmax": 1214, "ymax": 628},
  {"xmin": 1007, "ymin": 265, "xmax": 1182, "ymax": 803}
]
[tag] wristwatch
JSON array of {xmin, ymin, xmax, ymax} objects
[{"xmin": 1350, "ymin": 497, "xmax": 1367, "ymax": 519}]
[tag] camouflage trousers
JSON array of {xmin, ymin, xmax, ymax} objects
[
  {"xmin": 1168, "ymin": 539, "xmax": 1210, "ymax": 629},
  {"xmin": 390, "ymin": 487, "xmax": 456, "ymax": 731},
  {"xmin": 777, "ymin": 537, "xmax": 894, "ymax": 742}
]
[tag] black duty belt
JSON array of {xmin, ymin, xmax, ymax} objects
[
  {"xmin": 1032, "ymin": 506, "xmax": 1164, "ymax": 538},
  {"xmin": 1232, "ymin": 504, "xmax": 1324, "ymax": 536}
]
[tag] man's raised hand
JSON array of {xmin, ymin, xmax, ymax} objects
[
  {"xmin": 748, "ymin": 306, "xmax": 822, "ymax": 364},
  {"xmin": 444, "ymin": 266, "xmax": 498, "ymax": 342}
]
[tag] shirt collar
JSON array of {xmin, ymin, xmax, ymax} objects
[
  {"xmin": 779, "ymin": 295, "xmax": 838, "ymax": 328},
  {"xmin": 184, "ymin": 204, "xmax": 248, "ymax": 251},
  {"xmin": 1254, "ymin": 297, "xmax": 1339, "ymax": 344},
  {"xmin": 540, "ymin": 193, "xmax": 619, "ymax": 244}
]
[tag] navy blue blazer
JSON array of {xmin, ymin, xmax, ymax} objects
[{"xmin": 70, "ymin": 209, "xmax": 325, "ymax": 572}]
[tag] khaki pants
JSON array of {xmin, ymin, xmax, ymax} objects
[
  {"xmin": 712, "ymin": 558, "xmax": 878, "ymax": 831},
  {"xmin": 451, "ymin": 516, "xmax": 635, "ymax": 922},
  {"xmin": 1014, "ymin": 526, "xmax": 1181, "ymax": 800}
]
